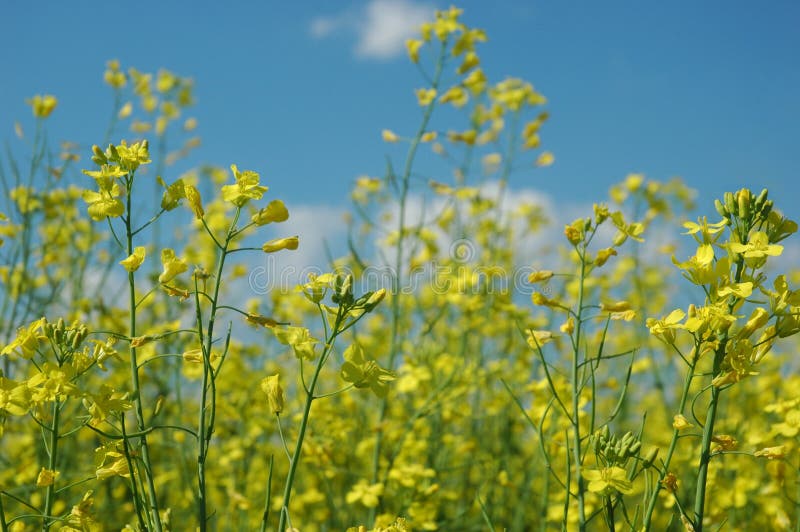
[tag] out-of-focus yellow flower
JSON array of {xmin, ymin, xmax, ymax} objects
[
  {"xmin": 526, "ymin": 329, "xmax": 556, "ymax": 348},
  {"xmin": 26, "ymin": 94, "xmax": 58, "ymax": 118},
  {"xmin": 463, "ymin": 68, "xmax": 487, "ymax": 95},
  {"xmin": 118, "ymin": 102, "xmax": 133, "ymax": 119},
  {"xmin": 672, "ymin": 414, "xmax": 694, "ymax": 430},
  {"xmin": 273, "ymin": 326, "xmax": 318, "ymax": 360},
  {"xmin": 457, "ymin": 51, "xmax": 480, "ymax": 74},
  {"xmin": 415, "ymin": 88, "xmax": 437, "ymax": 106},
  {"xmin": 439, "ymin": 86, "xmax": 468, "ymax": 108},
  {"xmin": 119, "ymin": 247, "xmax": 146, "ymax": 272},
  {"xmin": 420, "ymin": 131, "xmax": 437, "ymax": 143},
  {"xmin": 535, "ymin": 151, "xmax": 555, "ymax": 167},
  {"xmin": 36, "ymin": 468, "xmax": 59, "ymax": 487},
  {"xmin": 406, "ymin": 39, "xmax": 423, "ymax": 63},
  {"xmin": 345, "ymin": 480, "xmax": 384, "ymax": 508},
  {"xmin": 754, "ymin": 445, "xmax": 787, "ymax": 459},
  {"xmin": 527, "ymin": 270, "xmax": 554, "ymax": 283},
  {"xmin": 382, "ymin": 129, "xmax": 399, "ymax": 143},
  {"xmin": 341, "ymin": 344, "xmax": 396, "ymax": 397},
  {"xmin": 104, "ymin": 59, "xmax": 127, "ymax": 88}
]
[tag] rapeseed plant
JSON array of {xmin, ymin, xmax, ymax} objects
[{"xmin": 1, "ymin": 7, "xmax": 799, "ymax": 532}]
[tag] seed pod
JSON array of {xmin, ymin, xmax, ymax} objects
[
  {"xmin": 754, "ymin": 188, "xmax": 768, "ymax": 211},
  {"xmin": 642, "ymin": 447, "xmax": 659, "ymax": 468},
  {"xmin": 714, "ymin": 199, "xmax": 728, "ymax": 218},
  {"xmin": 71, "ymin": 331, "xmax": 82, "ymax": 350},
  {"xmin": 628, "ymin": 440, "xmax": 642, "ymax": 456},
  {"xmin": 724, "ymin": 192, "xmax": 736, "ymax": 217},
  {"xmin": 91, "ymin": 145, "xmax": 107, "ymax": 165},
  {"xmin": 737, "ymin": 188, "xmax": 751, "ymax": 219}
]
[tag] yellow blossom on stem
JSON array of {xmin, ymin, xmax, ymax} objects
[
  {"xmin": 535, "ymin": 151, "xmax": 555, "ymax": 167},
  {"xmin": 184, "ymin": 184, "xmax": 204, "ymax": 219},
  {"xmin": 119, "ymin": 246, "xmax": 146, "ymax": 272},
  {"xmin": 754, "ymin": 445, "xmax": 787, "ymax": 459},
  {"xmin": 673, "ymin": 414, "xmax": 694, "ymax": 430},
  {"xmin": 36, "ymin": 468, "xmax": 59, "ymax": 487},
  {"xmin": 415, "ymin": 88, "xmax": 437, "ymax": 106},
  {"xmin": 222, "ymin": 164, "xmax": 268, "ymax": 206},
  {"xmin": 26, "ymin": 94, "xmax": 58, "ymax": 118},
  {"xmin": 382, "ymin": 129, "xmax": 399, "ymax": 143},
  {"xmin": 158, "ymin": 248, "xmax": 188, "ymax": 284},
  {"xmin": 583, "ymin": 466, "xmax": 633, "ymax": 495},
  {"xmin": 405, "ymin": 39, "xmax": 423, "ymax": 63},
  {"xmin": 261, "ymin": 374, "xmax": 285, "ymax": 414}
]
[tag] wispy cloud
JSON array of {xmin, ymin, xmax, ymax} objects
[{"xmin": 309, "ymin": 0, "xmax": 434, "ymax": 60}]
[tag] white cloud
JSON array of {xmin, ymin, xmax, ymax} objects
[{"xmin": 309, "ymin": 0, "xmax": 434, "ymax": 60}]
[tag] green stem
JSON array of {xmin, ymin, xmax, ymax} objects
[
  {"xmin": 42, "ymin": 398, "xmax": 60, "ymax": 530},
  {"xmin": 605, "ymin": 495, "xmax": 615, "ymax": 532},
  {"xmin": 125, "ymin": 176, "xmax": 163, "ymax": 532},
  {"xmin": 366, "ymin": 38, "xmax": 448, "ymax": 526},
  {"xmin": 259, "ymin": 455, "xmax": 274, "ymax": 532},
  {"xmin": 642, "ymin": 354, "xmax": 697, "ymax": 529},
  {"xmin": 278, "ymin": 311, "xmax": 344, "ymax": 531},
  {"xmin": 196, "ymin": 211, "xmax": 238, "ymax": 530},
  {"xmin": 571, "ymin": 246, "xmax": 588, "ymax": 530},
  {"xmin": 0, "ymin": 492, "xmax": 8, "ymax": 532},
  {"xmin": 692, "ymin": 257, "xmax": 744, "ymax": 531}
]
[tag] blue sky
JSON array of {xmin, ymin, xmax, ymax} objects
[{"xmin": 2, "ymin": 0, "xmax": 799, "ymax": 230}]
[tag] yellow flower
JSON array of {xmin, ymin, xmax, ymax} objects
[
  {"xmin": 261, "ymin": 374, "xmax": 285, "ymax": 414},
  {"xmin": 457, "ymin": 51, "xmax": 480, "ymax": 74},
  {"xmin": 273, "ymin": 326, "xmax": 318, "ymax": 360},
  {"xmin": 118, "ymin": 101, "xmax": 133, "ymax": 119},
  {"xmin": 36, "ymin": 468, "xmax": 59, "ymax": 487},
  {"xmin": 526, "ymin": 329, "xmax": 556, "ymax": 348},
  {"xmin": 594, "ymin": 247, "xmax": 617, "ymax": 267},
  {"xmin": 184, "ymin": 184, "xmax": 204, "ymax": 219},
  {"xmin": 583, "ymin": 466, "xmax": 633, "ymax": 495},
  {"xmin": 82, "ymin": 188, "xmax": 125, "ymax": 221},
  {"xmin": 420, "ymin": 131, "xmax": 437, "ymax": 143},
  {"xmin": 0, "ymin": 377, "xmax": 31, "ymax": 415},
  {"xmin": 158, "ymin": 248, "xmax": 188, "ymax": 284},
  {"xmin": 1, "ymin": 317, "xmax": 46, "ymax": 359},
  {"xmin": 405, "ymin": 39, "xmax": 423, "ymax": 63},
  {"xmin": 730, "ymin": 232, "xmax": 783, "ymax": 260},
  {"xmin": 535, "ymin": 151, "xmax": 555, "ymax": 167},
  {"xmin": 463, "ymin": 68, "xmax": 487, "ymax": 94},
  {"xmin": 341, "ymin": 344, "xmax": 396, "ymax": 397},
  {"xmin": 672, "ymin": 414, "xmax": 694, "ymax": 430},
  {"xmin": 252, "ymin": 200, "xmax": 289, "ymax": 225},
  {"xmin": 415, "ymin": 88, "xmax": 437, "ymax": 106},
  {"xmin": 104, "ymin": 59, "xmax": 127, "ymax": 88},
  {"xmin": 119, "ymin": 247, "xmax": 146, "ymax": 272},
  {"xmin": 600, "ymin": 301, "xmax": 631, "ymax": 312},
  {"xmin": 262, "ymin": 236, "xmax": 299, "ymax": 253},
  {"xmin": 527, "ymin": 270, "xmax": 554, "ymax": 283},
  {"xmin": 382, "ymin": 129, "xmax": 399, "ymax": 143},
  {"xmin": 439, "ymin": 86, "xmax": 468, "ymax": 108},
  {"xmin": 754, "ymin": 445, "xmax": 787, "ymax": 459},
  {"xmin": 26, "ymin": 94, "xmax": 58, "ymax": 118},
  {"xmin": 222, "ymin": 164, "xmax": 268, "ymax": 206},
  {"xmin": 646, "ymin": 309, "xmax": 685, "ymax": 344},
  {"xmin": 345, "ymin": 480, "xmax": 384, "ymax": 508}
]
